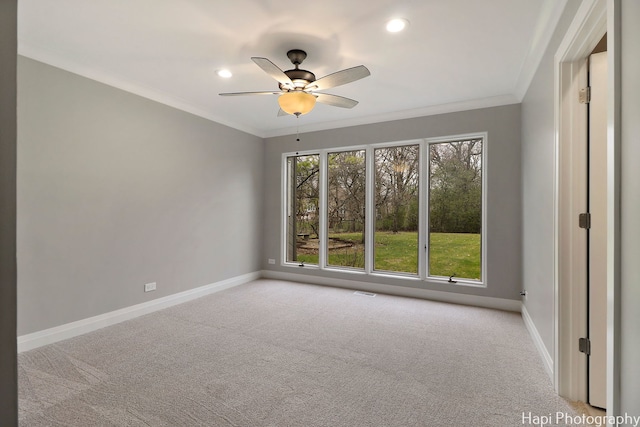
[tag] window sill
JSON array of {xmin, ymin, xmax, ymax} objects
[
  {"xmin": 370, "ymin": 271, "xmax": 421, "ymax": 281},
  {"xmin": 279, "ymin": 263, "xmax": 485, "ymax": 288},
  {"xmin": 427, "ymin": 277, "xmax": 486, "ymax": 288},
  {"xmin": 282, "ymin": 262, "xmax": 320, "ymax": 270}
]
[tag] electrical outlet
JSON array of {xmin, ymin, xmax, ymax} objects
[
  {"xmin": 268, "ymin": 258, "xmax": 276, "ymax": 265},
  {"xmin": 144, "ymin": 282, "xmax": 156, "ymax": 292}
]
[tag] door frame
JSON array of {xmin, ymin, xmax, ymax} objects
[{"xmin": 554, "ymin": 0, "xmax": 621, "ymax": 415}]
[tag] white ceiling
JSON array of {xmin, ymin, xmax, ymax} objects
[{"xmin": 18, "ymin": 0, "xmax": 566, "ymax": 138}]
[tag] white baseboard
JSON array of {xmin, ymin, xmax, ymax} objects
[
  {"xmin": 521, "ymin": 304, "xmax": 554, "ymax": 380},
  {"xmin": 261, "ymin": 269, "xmax": 522, "ymax": 312},
  {"xmin": 18, "ymin": 271, "xmax": 261, "ymax": 353},
  {"xmin": 19, "ymin": 270, "xmax": 536, "ymax": 357}
]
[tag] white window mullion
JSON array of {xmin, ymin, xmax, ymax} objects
[
  {"xmin": 418, "ymin": 140, "xmax": 429, "ymax": 279},
  {"xmin": 365, "ymin": 146, "xmax": 375, "ymax": 274},
  {"xmin": 481, "ymin": 134, "xmax": 488, "ymax": 285},
  {"xmin": 318, "ymin": 150, "xmax": 328, "ymax": 270},
  {"xmin": 280, "ymin": 153, "xmax": 288, "ymax": 266}
]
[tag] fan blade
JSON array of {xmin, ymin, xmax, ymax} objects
[
  {"xmin": 277, "ymin": 108, "xmax": 289, "ymax": 117},
  {"xmin": 315, "ymin": 93, "xmax": 359, "ymax": 109},
  {"xmin": 305, "ymin": 65, "xmax": 370, "ymax": 91},
  {"xmin": 251, "ymin": 57, "xmax": 294, "ymax": 87},
  {"xmin": 219, "ymin": 91, "xmax": 281, "ymax": 96}
]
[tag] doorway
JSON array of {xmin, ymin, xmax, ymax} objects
[
  {"xmin": 586, "ymin": 45, "xmax": 607, "ymax": 410},
  {"xmin": 555, "ymin": 37, "xmax": 608, "ymax": 410},
  {"xmin": 554, "ymin": 0, "xmax": 621, "ymax": 415}
]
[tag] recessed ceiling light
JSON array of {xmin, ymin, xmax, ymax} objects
[
  {"xmin": 216, "ymin": 69, "xmax": 233, "ymax": 78},
  {"xmin": 386, "ymin": 18, "xmax": 409, "ymax": 33}
]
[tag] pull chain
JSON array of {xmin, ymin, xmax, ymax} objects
[{"xmin": 296, "ymin": 115, "xmax": 300, "ymax": 142}]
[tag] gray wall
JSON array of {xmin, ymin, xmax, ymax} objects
[
  {"xmin": 520, "ymin": 0, "xmax": 581, "ymax": 356},
  {"xmin": 0, "ymin": 0, "xmax": 18, "ymax": 424},
  {"xmin": 620, "ymin": 0, "xmax": 640, "ymax": 416},
  {"xmin": 263, "ymin": 105, "xmax": 522, "ymax": 301},
  {"xmin": 17, "ymin": 57, "xmax": 264, "ymax": 335}
]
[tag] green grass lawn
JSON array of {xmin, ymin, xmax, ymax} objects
[
  {"xmin": 296, "ymin": 253, "xmax": 319, "ymax": 265},
  {"xmin": 296, "ymin": 231, "xmax": 480, "ymax": 280},
  {"xmin": 374, "ymin": 232, "xmax": 418, "ymax": 273},
  {"xmin": 297, "ymin": 232, "xmax": 365, "ymax": 268},
  {"xmin": 428, "ymin": 232, "xmax": 481, "ymax": 280}
]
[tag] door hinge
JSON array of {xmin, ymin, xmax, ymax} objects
[
  {"xmin": 579, "ymin": 212, "xmax": 591, "ymax": 229},
  {"xmin": 579, "ymin": 337, "xmax": 591, "ymax": 356},
  {"xmin": 579, "ymin": 86, "xmax": 591, "ymax": 104}
]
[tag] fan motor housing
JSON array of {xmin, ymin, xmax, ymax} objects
[{"xmin": 280, "ymin": 69, "xmax": 316, "ymax": 90}]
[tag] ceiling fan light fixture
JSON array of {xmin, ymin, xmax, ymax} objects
[{"xmin": 278, "ymin": 91, "xmax": 316, "ymax": 116}]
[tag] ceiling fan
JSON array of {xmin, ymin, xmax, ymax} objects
[{"xmin": 219, "ymin": 49, "xmax": 370, "ymax": 117}]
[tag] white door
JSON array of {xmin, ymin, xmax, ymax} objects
[{"xmin": 588, "ymin": 50, "xmax": 607, "ymax": 409}]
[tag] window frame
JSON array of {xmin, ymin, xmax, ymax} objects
[
  {"xmin": 324, "ymin": 147, "xmax": 368, "ymax": 273},
  {"xmin": 425, "ymin": 133, "xmax": 487, "ymax": 286},
  {"xmin": 281, "ymin": 150, "xmax": 322, "ymax": 270},
  {"xmin": 280, "ymin": 132, "xmax": 487, "ymax": 288},
  {"xmin": 370, "ymin": 141, "xmax": 423, "ymax": 278}
]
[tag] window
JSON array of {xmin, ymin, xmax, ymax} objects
[
  {"xmin": 285, "ymin": 154, "xmax": 319, "ymax": 265},
  {"xmin": 428, "ymin": 138, "xmax": 483, "ymax": 281},
  {"xmin": 374, "ymin": 145, "xmax": 420, "ymax": 274},
  {"xmin": 282, "ymin": 134, "xmax": 485, "ymax": 285},
  {"xmin": 327, "ymin": 150, "xmax": 366, "ymax": 269}
]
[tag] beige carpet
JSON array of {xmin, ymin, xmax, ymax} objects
[{"xmin": 19, "ymin": 279, "xmax": 580, "ymax": 426}]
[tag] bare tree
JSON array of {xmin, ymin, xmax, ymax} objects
[
  {"xmin": 429, "ymin": 139, "xmax": 482, "ymax": 233},
  {"xmin": 375, "ymin": 145, "xmax": 420, "ymax": 232},
  {"xmin": 327, "ymin": 151, "xmax": 366, "ymax": 240}
]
